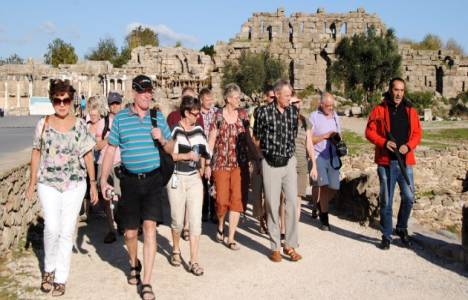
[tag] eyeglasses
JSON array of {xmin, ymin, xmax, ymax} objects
[
  {"xmin": 188, "ymin": 111, "xmax": 200, "ymax": 117},
  {"xmin": 52, "ymin": 97, "xmax": 72, "ymax": 106}
]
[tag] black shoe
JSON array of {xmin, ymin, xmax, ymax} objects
[
  {"xmin": 320, "ymin": 224, "xmax": 331, "ymax": 231},
  {"xmin": 395, "ymin": 229, "xmax": 412, "ymax": 247},
  {"xmin": 379, "ymin": 237, "xmax": 391, "ymax": 250},
  {"xmin": 311, "ymin": 208, "xmax": 318, "ymax": 219}
]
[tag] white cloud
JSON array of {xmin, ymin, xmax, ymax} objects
[
  {"xmin": 39, "ymin": 21, "xmax": 57, "ymax": 35},
  {"xmin": 126, "ymin": 22, "xmax": 198, "ymax": 45}
]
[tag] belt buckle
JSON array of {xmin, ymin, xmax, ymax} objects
[{"xmin": 137, "ymin": 173, "xmax": 146, "ymax": 180}]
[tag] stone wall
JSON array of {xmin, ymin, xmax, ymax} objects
[
  {"xmin": 0, "ymin": 163, "xmax": 41, "ymax": 253},
  {"xmin": 336, "ymin": 145, "xmax": 468, "ymax": 235},
  {"xmin": 0, "ymin": 47, "xmax": 214, "ymax": 116},
  {"xmin": 1, "ymin": 7, "xmax": 467, "ymax": 115}
]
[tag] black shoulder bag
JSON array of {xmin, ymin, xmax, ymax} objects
[{"xmin": 150, "ymin": 109, "xmax": 175, "ymax": 186}]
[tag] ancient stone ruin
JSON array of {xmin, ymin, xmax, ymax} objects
[{"xmin": 0, "ymin": 7, "xmax": 467, "ymax": 115}]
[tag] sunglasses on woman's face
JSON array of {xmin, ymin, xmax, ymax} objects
[
  {"xmin": 52, "ymin": 97, "xmax": 72, "ymax": 106},
  {"xmin": 188, "ymin": 111, "xmax": 200, "ymax": 118}
]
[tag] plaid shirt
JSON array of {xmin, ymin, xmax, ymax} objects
[
  {"xmin": 201, "ymin": 107, "xmax": 218, "ymax": 137},
  {"xmin": 253, "ymin": 102, "xmax": 298, "ymax": 158}
]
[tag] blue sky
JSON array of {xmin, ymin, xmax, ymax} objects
[{"xmin": 0, "ymin": 0, "xmax": 466, "ymax": 60}]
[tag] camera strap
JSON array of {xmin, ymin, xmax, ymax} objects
[{"xmin": 329, "ymin": 146, "xmax": 342, "ymax": 170}]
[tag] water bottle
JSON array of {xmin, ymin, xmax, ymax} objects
[
  {"xmin": 190, "ymin": 145, "xmax": 200, "ymax": 168},
  {"xmin": 105, "ymin": 187, "xmax": 115, "ymax": 199}
]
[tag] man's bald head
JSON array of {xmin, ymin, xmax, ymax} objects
[
  {"xmin": 320, "ymin": 92, "xmax": 335, "ymax": 104},
  {"xmin": 320, "ymin": 92, "xmax": 335, "ymax": 116}
]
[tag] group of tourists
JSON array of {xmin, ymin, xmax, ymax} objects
[{"xmin": 25, "ymin": 74, "xmax": 421, "ymax": 299}]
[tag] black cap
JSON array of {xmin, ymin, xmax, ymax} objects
[
  {"xmin": 132, "ymin": 75, "xmax": 153, "ymax": 92},
  {"xmin": 107, "ymin": 92, "xmax": 122, "ymax": 104}
]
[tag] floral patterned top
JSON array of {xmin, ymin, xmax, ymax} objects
[
  {"xmin": 210, "ymin": 109, "xmax": 249, "ymax": 171},
  {"xmin": 32, "ymin": 117, "xmax": 95, "ymax": 192}
]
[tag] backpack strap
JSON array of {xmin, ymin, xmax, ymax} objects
[
  {"xmin": 150, "ymin": 108, "xmax": 158, "ymax": 128},
  {"xmin": 102, "ymin": 115, "xmax": 110, "ymax": 138}
]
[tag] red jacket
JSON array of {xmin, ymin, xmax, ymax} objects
[{"xmin": 365, "ymin": 99, "xmax": 422, "ymax": 166}]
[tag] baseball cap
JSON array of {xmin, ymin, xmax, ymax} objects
[
  {"xmin": 107, "ymin": 92, "xmax": 123, "ymax": 104},
  {"xmin": 132, "ymin": 75, "xmax": 153, "ymax": 92}
]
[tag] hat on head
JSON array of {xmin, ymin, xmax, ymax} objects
[
  {"xmin": 107, "ymin": 92, "xmax": 122, "ymax": 104},
  {"xmin": 132, "ymin": 75, "xmax": 153, "ymax": 92}
]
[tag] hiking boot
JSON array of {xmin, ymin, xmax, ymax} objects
[{"xmin": 395, "ymin": 228, "xmax": 412, "ymax": 247}]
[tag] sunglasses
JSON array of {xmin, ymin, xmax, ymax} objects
[
  {"xmin": 188, "ymin": 111, "xmax": 200, "ymax": 117},
  {"xmin": 52, "ymin": 97, "xmax": 72, "ymax": 105}
]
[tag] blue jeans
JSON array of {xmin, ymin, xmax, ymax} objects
[{"xmin": 377, "ymin": 161, "xmax": 415, "ymax": 240}]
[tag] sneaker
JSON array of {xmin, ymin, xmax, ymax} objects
[
  {"xmin": 103, "ymin": 231, "xmax": 116, "ymax": 244},
  {"xmin": 379, "ymin": 237, "xmax": 391, "ymax": 250},
  {"xmin": 395, "ymin": 228, "xmax": 412, "ymax": 247}
]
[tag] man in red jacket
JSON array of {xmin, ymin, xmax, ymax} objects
[{"xmin": 365, "ymin": 77, "xmax": 422, "ymax": 250}]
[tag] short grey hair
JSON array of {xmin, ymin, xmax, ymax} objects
[
  {"xmin": 273, "ymin": 79, "xmax": 293, "ymax": 94},
  {"xmin": 320, "ymin": 92, "xmax": 335, "ymax": 103},
  {"xmin": 223, "ymin": 83, "xmax": 241, "ymax": 100}
]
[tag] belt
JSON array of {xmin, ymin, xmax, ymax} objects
[{"xmin": 122, "ymin": 167, "xmax": 160, "ymax": 179}]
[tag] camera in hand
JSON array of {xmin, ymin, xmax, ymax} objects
[{"xmin": 329, "ymin": 132, "xmax": 348, "ymax": 157}]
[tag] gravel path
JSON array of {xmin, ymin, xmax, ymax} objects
[{"xmin": 9, "ymin": 204, "xmax": 468, "ymax": 300}]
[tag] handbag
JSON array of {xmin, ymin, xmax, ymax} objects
[{"xmin": 150, "ymin": 109, "xmax": 174, "ymax": 186}]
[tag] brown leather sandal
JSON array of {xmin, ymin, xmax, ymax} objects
[
  {"xmin": 40, "ymin": 271, "xmax": 54, "ymax": 293},
  {"xmin": 283, "ymin": 247, "xmax": 302, "ymax": 262},
  {"xmin": 51, "ymin": 283, "xmax": 66, "ymax": 297}
]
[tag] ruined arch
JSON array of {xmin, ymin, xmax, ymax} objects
[
  {"xmin": 436, "ymin": 66, "xmax": 444, "ymax": 94},
  {"xmin": 267, "ymin": 25, "xmax": 273, "ymax": 41},
  {"xmin": 330, "ymin": 23, "xmax": 337, "ymax": 40},
  {"xmin": 288, "ymin": 23, "xmax": 293, "ymax": 44},
  {"xmin": 289, "ymin": 60, "xmax": 295, "ymax": 87},
  {"xmin": 320, "ymin": 49, "xmax": 332, "ymax": 91}
]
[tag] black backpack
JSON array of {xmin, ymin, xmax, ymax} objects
[{"xmin": 149, "ymin": 109, "xmax": 174, "ymax": 186}]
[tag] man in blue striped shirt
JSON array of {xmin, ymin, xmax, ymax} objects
[{"xmin": 100, "ymin": 75, "xmax": 173, "ymax": 298}]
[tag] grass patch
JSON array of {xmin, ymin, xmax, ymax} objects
[
  {"xmin": 423, "ymin": 128, "xmax": 468, "ymax": 141},
  {"xmin": 341, "ymin": 130, "xmax": 372, "ymax": 155}
]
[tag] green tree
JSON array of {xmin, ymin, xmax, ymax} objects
[
  {"xmin": 416, "ymin": 34, "xmax": 443, "ymax": 51},
  {"xmin": 200, "ymin": 45, "xmax": 215, "ymax": 57},
  {"xmin": 406, "ymin": 91, "xmax": 434, "ymax": 113},
  {"xmin": 85, "ymin": 37, "xmax": 119, "ymax": 63},
  {"xmin": 125, "ymin": 26, "xmax": 159, "ymax": 50},
  {"xmin": 112, "ymin": 47, "xmax": 131, "ymax": 68},
  {"xmin": 175, "ymin": 41, "xmax": 182, "ymax": 47},
  {"xmin": 0, "ymin": 53, "xmax": 24, "ymax": 65},
  {"xmin": 445, "ymin": 38, "xmax": 465, "ymax": 56},
  {"xmin": 330, "ymin": 27, "xmax": 401, "ymax": 103},
  {"xmin": 44, "ymin": 38, "xmax": 78, "ymax": 67},
  {"xmin": 222, "ymin": 51, "xmax": 286, "ymax": 99}
]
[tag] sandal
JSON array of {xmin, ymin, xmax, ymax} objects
[
  {"xmin": 216, "ymin": 228, "xmax": 224, "ymax": 243},
  {"xmin": 170, "ymin": 251, "xmax": 182, "ymax": 267},
  {"xmin": 51, "ymin": 283, "xmax": 65, "ymax": 297},
  {"xmin": 127, "ymin": 258, "xmax": 142, "ymax": 285},
  {"xmin": 40, "ymin": 271, "xmax": 54, "ymax": 293},
  {"xmin": 189, "ymin": 262, "xmax": 204, "ymax": 276},
  {"xmin": 283, "ymin": 247, "xmax": 302, "ymax": 262},
  {"xmin": 227, "ymin": 241, "xmax": 240, "ymax": 251},
  {"xmin": 140, "ymin": 284, "xmax": 156, "ymax": 300},
  {"xmin": 181, "ymin": 229, "xmax": 190, "ymax": 241}
]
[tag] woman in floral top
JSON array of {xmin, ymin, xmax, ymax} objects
[
  {"xmin": 207, "ymin": 83, "xmax": 254, "ymax": 250},
  {"xmin": 26, "ymin": 80, "xmax": 97, "ymax": 297}
]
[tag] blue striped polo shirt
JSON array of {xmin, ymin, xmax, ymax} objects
[{"xmin": 108, "ymin": 106, "xmax": 171, "ymax": 174}]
